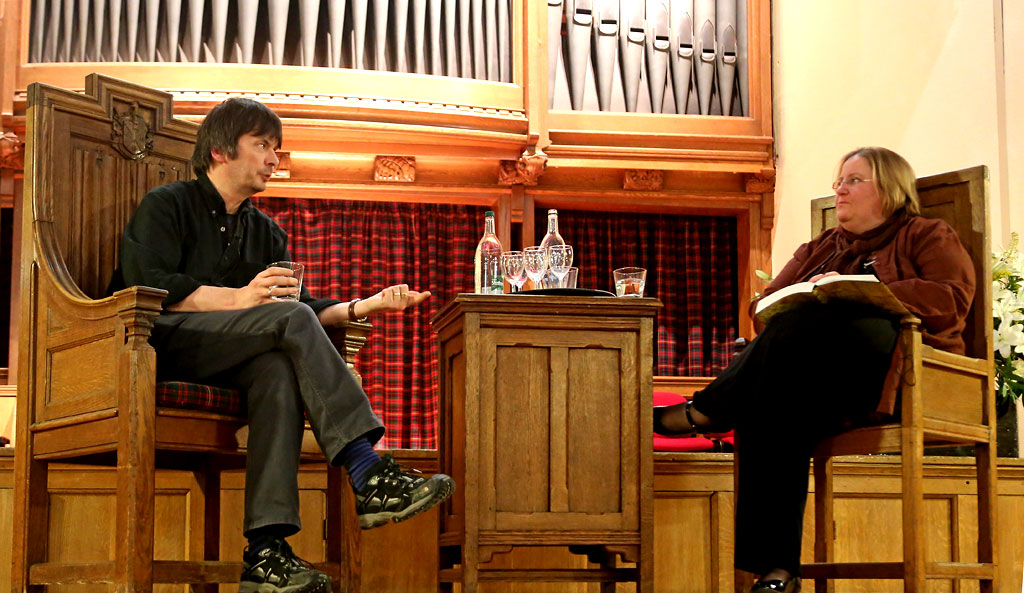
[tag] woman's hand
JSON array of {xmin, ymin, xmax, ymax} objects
[{"xmin": 807, "ymin": 271, "xmax": 840, "ymax": 283}]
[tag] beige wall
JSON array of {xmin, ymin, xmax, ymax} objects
[{"xmin": 772, "ymin": 0, "xmax": 1022, "ymax": 272}]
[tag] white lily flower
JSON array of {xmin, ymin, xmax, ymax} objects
[
  {"xmin": 1012, "ymin": 358, "xmax": 1024, "ymax": 379},
  {"xmin": 993, "ymin": 231, "xmax": 1024, "ymax": 404},
  {"xmin": 995, "ymin": 320, "xmax": 1024, "ymax": 359},
  {"xmin": 994, "ymin": 296, "xmax": 1024, "ymax": 323}
]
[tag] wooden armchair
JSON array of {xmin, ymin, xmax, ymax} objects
[
  {"xmin": 801, "ymin": 166, "xmax": 997, "ymax": 592},
  {"xmin": 12, "ymin": 75, "xmax": 368, "ymax": 593}
]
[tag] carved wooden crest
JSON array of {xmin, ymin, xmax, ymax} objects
[
  {"xmin": 374, "ymin": 156, "xmax": 416, "ymax": 182},
  {"xmin": 0, "ymin": 131, "xmax": 24, "ymax": 170},
  {"xmin": 744, "ymin": 171, "xmax": 776, "ymax": 194},
  {"xmin": 111, "ymin": 101, "xmax": 154, "ymax": 160},
  {"xmin": 498, "ymin": 149, "xmax": 547, "ymax": 186},
  {"xmin": 623, "ymin": 169, "xmax": 664, "ymax": 191}
]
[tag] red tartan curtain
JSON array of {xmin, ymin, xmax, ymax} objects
[
  {"xmin": 255, "ymin": 197, "xmax": 486, "ymax": 449},
  {"xmin": 253, "ymin": 198, "xmax": 737, "ymax": 447},
  {"xmin": 540, "ymin": 209, "xmax": 737, "ymax": 376}
]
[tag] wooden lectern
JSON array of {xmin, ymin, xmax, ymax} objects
[{"xmin": 432, "ymin": 294, "xmax": 661, "ymax": 593}]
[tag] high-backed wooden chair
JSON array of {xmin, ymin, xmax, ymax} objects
[
  {"xmin": 13, "ymin": 74, "xmax": 368, "ymax": 593},
  {"xmin": 802, "ymin": 166, "xmax": 997, "ymax": 592}
]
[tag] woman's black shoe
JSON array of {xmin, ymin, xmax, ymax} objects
[
  {"xmin": 653, "ymin": 401, "xmax": 730, "ymax": 436},
  {"xmin": 750, "ymin": 576, "xmax": 801, "ymax": 593}
]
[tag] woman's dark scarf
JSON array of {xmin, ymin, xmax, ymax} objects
[{"xmin": 798, "ymin": 208, "xmax": 913, "ymax": 281}]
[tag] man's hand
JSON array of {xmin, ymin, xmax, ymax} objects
[
  {"xmin": 370, "ymin": 284, "xmax": 432, "ymax": 313},
  {"xmin": 317, "ymin": 284, "xmax": 432, "ymax": 326},
  {"xmin": 167, "ymin": 267, "xmax": 299, "ymax": 312},
  {"xmin": 237, "ymin": 266, "xmax": 300, "ymax": 307}
]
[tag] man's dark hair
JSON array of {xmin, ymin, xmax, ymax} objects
[{"xmin": 191, "ymin": 98, "xmax": 282, "ymax": 173}]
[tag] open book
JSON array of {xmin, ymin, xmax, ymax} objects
[{"xmin": 754, "ymin": 274, "xmax": 909, "ymax": 324}]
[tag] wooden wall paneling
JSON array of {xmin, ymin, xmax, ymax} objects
[
  {"xmin": 653, "ymin": 493, "xmax": 716, "ymax": 593},
  {"xmin": 996, "ymin": 493, "xmax": 1024, "ymax": 593},
  {"xmin": 653, "ymin": 376, "xmax": 714, "ymax": 397},
  {"xmin": 0, "ymin": 451, "xmax": 12, "ymax": 590},
  {"xmin": 4, "ymin": 454, "xmax": 1024, "ymax": 593}
]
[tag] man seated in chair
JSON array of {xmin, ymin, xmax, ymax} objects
[{"xmin": 111, "ymin": 97, "xmax": 454, "ymax": 593}]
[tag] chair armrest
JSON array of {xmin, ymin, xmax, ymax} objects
[
  {"xmin": 324, "ymin": 320, "xmax": 373, "ymax": 384},
  {"xmin": 25, "ymin": 277, "xmax": 168, "ymax": 425}
]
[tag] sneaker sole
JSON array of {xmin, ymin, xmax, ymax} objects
[
  {"xmin": 238, "ymin": 577, "xmax": 331, "ymax": 593},
  {"xmin": 358, "ymin": 475, "xmax": 455, "ymax": 530}
]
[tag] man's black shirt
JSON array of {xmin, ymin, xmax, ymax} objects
[{"xmin": 110, "ymin": 172, "xmax": 340, "ymax": 314}]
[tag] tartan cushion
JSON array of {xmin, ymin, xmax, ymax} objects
[{"xmin": 156, "ymin": 381, "xmax": 245, "ymax": 417}]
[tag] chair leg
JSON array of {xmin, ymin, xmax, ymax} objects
[
  {"xmin": 975, "ymin": 440, "xmax": 998, "ymax": 593},
  {"xmin": 327, "ymin": 464, "xmax": 361, "ymax": 593},
  {"xmin": 813, "ymin": 453, "xmax": 835, "ymax": 593},
  {"xmin": 12, "ymin": 452, "xmax": 48, "ymax": 593},
  {"xmin": 115, "ymin": 438, "xmax": 156, "ymax": 593},
  {"xmin": 191, "ymin": 461, "xmax": 222, "ymax": 593},
  {"xmin": 901, "ymin": 427, "xmax": 926, "ymax": 593}
]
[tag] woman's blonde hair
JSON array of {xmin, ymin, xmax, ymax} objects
[{"xmin": 837, "ymin": 147, "xmax": 921, "ymax": 216}]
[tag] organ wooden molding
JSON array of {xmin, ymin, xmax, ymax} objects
[{"xmin": 16, "ymin": 64, "xmax": 526, "ymax": 112}]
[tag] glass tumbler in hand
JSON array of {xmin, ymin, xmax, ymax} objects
[
  {"xmin": 501, "ymin": 251, "xmax": 528, "ymax": 293},
  {"xmin": 523, "ymin": 246, "xmax": 549, "ymax": 290},
  {"xmin": 547, "ymin": 244, "xmax": 573, "ymax": 288}
]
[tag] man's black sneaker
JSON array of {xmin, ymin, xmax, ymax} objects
[
  {"xmin": 355, "ymin": 453, "xmax": 455, "ymax": 529},
  {"xmin": 239, "ymin": 538, "xmax": 331, "ymax": 593}
]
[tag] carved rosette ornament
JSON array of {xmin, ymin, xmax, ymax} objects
[
  {"xmin": 497, "ymin": 148, "xmax": 547, "ymax": 186},
  {"xmin": 0, "ymin": 131, "xmax": 24, "ymax": 170},
  {"xmin": 111, "ymin": 101, "xmax": 154, "ymax": 160},
  {"xmin": 374, "ymin": 156, "xmax": 416, "ymax": 182},
  {"xmin": 623, "ymin": 169, "xmax": 664, "ymax": 191}
]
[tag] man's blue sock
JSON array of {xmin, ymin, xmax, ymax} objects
[{"xmin": 339, "ymin": 437, "xmax": 381, "ymax": 491}]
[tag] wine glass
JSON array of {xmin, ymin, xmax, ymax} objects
[
  {"xmin": 501, "ymin": 251, "xmax": 527, "ymax": 293},
  {"xmin": 523, "ymin": 246, "xmax": 548, "ymax": 289},
  {"xmin": 547, "ymin": 244, "xmax": 574, "ymax": 288}
]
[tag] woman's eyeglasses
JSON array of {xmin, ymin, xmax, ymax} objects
[{"xmin": 832, "ymin": 177, "xmax": 873, "ymax": 191}]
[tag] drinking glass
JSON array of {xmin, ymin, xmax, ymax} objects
[
  {"xmin": 266, "ymin": 261, "xmax": 304, "ymax": 301},
  {"xmin": 547, "ymin": 244, "xmax": 574, "ymax": 288},
  {"xmin": 523, "ymin": 246, "xmax": 548, "ymax": 288},
  {"xmin": 613, "ymin": 267, "xmax": 647, "ymax": 297},
  {"xmin": 501, "ymin": 251, "xmax": 528, "ymax": 293},
  {"xmin": 564, "ymin": 267, "xmax": 579, "ymax": 289}
]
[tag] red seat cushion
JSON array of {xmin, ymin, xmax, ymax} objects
[
  {"xmin": 653, "ymin": 434, "xmax": 718, "ymax": 452},
  {"xmin": 156, "ymin": 381, "xmax": 245, "ymax": 417},
  {"xmin": 653, "ymin": 390, "xmax": 718, "ymax": 452}
]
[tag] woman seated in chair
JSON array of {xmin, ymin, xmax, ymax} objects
[{"xmin": 654, "ymin": 147, "xmax": 975, "ymax": 593}]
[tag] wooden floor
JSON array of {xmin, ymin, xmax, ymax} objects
[{"xmin": 1, "ymin": 448, "xmax": 1023, "ymax": 593}]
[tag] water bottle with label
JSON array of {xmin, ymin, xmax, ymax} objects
[
  {"xmin": 474, "ymin": 210, "xmax": 504, "ymax": 294},
  {"xmin": 538, "ymin": 209, "xmax": 565, "ymax": 288}
]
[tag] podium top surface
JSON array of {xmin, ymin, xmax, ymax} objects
[{"xmin": 431, "ymin": 293, "xmax": 663, "ymax": 330}]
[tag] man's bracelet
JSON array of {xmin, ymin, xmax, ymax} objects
[{"xmin": 348, "ymin": 298, "xmax": 367, "ymax": 322}]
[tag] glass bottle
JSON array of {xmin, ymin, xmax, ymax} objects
[
  {"xmin": 539, "ymin": 209, "xmax": 565, "ymax": 250},
  {"xmin": 538, "ymin": 209, "xmax": 565, "ymax": 287},
  {"xmin": 474, "ymin": 210, "xmax": 504, "ymax": 294}
]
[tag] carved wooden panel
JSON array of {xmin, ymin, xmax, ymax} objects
[
  {"xmin": 374, "ymin": 156, "xmax": 416, "ymax": 182},
  {"xmin": 43, "ymin": 105, "xmax": 193, "ymax": 300},
  {"xmin": 624, "ymin": 169, "xmax": 665, "ymax": 191}
]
